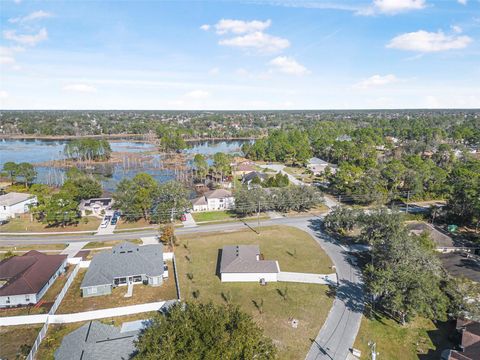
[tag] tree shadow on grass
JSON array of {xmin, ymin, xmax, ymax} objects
[
  {"xmin": 215, "ymin": 249, "xmax": 222, "ymax": 280},
  {"xmin": 417, "ymin": 320, "xmax": 457, "ymax": 360}
]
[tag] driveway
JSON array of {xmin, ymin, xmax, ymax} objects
[
  {"xmin": 60, "ymin": 241, "xmax": 89, "ymax": 258},
  {"xmin": 278, "ymin": 271, "xmax": 337, "ymax": 285},
  {"xmin": 259, "ymin": 164, "xmax": 305, "ymax": 186},
  {"xmin": 182, "ymin": 212, "xmax": 197, "ymax": 227}
]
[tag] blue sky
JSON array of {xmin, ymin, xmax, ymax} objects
[{"xmin": 0, "ymin": 0, "xmax": 479, "ymax": 109}]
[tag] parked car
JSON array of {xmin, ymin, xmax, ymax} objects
[
  {"xmin": 113, "ymin": 210, "xmax": 121, "ymax": 218},
  {"xmin": 100, "ymin": 219, "xmax": 109, "ymax": 228},
  {"xmin": 180, "ymin": 214, "xmax": 187, "ymax": 221},
  {"xmin": 110, "ymin": 217, "xmax": 118, "ymax": 225}
]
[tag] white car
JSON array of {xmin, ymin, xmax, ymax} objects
[{"xmin": 100, "ymin": 216, "xmax": 111, "ymax": 228}]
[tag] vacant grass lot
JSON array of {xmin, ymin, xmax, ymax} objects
[
  {"xmin": 191, "ymin": 210, "xmax": 236, "ymax": 222},
  {"xmin": 115, "ymin": 218, "xmax": 156, "ymax": 230},
  {"xmin": 0, "ymin": 324, "xmax": 43, "ymax": 360},
  {"xmin": 0, "ymin": 214, "xmax": 100, "ymax": 233},
  {"xmin": 176, "ymin": 225, "xmax": 334, "ymax": 359},
  {"xmin": 36, "ymin": 312, "xmax": 158, "ymax": 360},
  {"xmin": 354, "ymin": 313, "xmax": 455, "ymax": 359},
  {"xmin": 56, "ymin": 262, "xmax": 177, "ymax": 314},
  {"xmin": 0, "ymin": 265, "xmax": 74, "ymax": 317}
]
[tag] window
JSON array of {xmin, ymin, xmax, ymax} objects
[
  {"xmin": 25, "ymin": 295, "xmax": 30, "ymax": 302},
  {"xmin": 91, "ymin": 287, "xmax": 97, "ymax": 294},
  {"xmin": 6, "ymin": 297, "xmax": 10, "ymax": 304}
]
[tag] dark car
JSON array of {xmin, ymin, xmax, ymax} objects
[
  {"xmin": 110, "ymin": 217, "xmax": 118, "ymax": 225},
  {"xmin": 113, "ymin": 210, "xmax": 121, "ymax": 217}
]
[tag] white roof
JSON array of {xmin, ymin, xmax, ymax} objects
[{"xmin": 0, "ymin": 192, "xmax": 34, "ymax": 206}]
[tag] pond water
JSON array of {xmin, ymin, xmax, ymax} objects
[{"xmin": 0, "ymin": 138, "xmax": 249, "ymax": 192}]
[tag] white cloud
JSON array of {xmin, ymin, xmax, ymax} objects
[
  {"xmin": 200, "ymin": 24, "xmax": 210, "ymax": 31},
  {"xmin": 13, "ymin": 0, "xmax": 22, "ymax": 4},
  {"xmin": 0, "ymin": 91, "xmax": 9, "ymax": 99},
  {"xmin": 3, "ymin": 28, "xmax": 48, "ymax": 46},
  {"xmin": 185, "ymin": 90, "xmax": 210, "ymax": 99},
  {"xmin": 9, "ymin": 10, "xmax": 53, "ymax": 24},
  {"xmin": 451, "ymin": 25, "xmax": 462, "ymax": 34},
  {"xmin": 269, "ymin": 56, "xmax": 309, "ymax": 76},
  {"xmin": 457, "ymin": 0, "xmax": 467, "ymax": 5},
  {"xmin": 0, "ymin": 46, "xmax": 24, "ymax": 66},
  {"xmin": 0, "ymin": 56, "xmax": 15, "ymax": 65},
  {"xmin": 214, "ymin": 19, "xmax": 271, "ymax": 35},
  {"xmin": 63, "ymin": 84, "xmax": 97, "ymax": 93},
  {"xmin": 354, "ymin": 74, "xmax": 399, "ymax": 89},
  {"xmin": 387, "ymin": 30, "xmax": 472, "ymax": 52},
  {"xmin": 219, "ymin": 31, "xmax": 290, "ymax": 53},
  {"xmin": 373, "ymin": 0, "xmax": 426, "ymax": 14},
  {"xmin": 208, "ymin": 67, "xmax": 220, "ymax": 75}
]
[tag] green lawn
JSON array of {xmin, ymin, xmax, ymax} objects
[
  {"xmin": 354, "ymin": 312, "xmax": 455, "ymax": 359},
  {"xmin": 176, "ymin": 225, "xmax": 334, "ymax": 359},
  {"xmin": 0, "ymin": 214, "xmax": 100, "ymax": 233},
  {"xmin": 191, "ymin": 210, "xmax": 237, "ymax": 222}
]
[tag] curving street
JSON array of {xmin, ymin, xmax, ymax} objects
[{"xmin": 0, "ymin": 215, "xmax": 364, "ymax": 360}]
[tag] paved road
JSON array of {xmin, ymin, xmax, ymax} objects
[
  {"xmin": 294, "ymin": 219, "xmax": 364, "ymax": 360},
  {"xmin": 0, "ymin": 214, "xmax": 364, "ymax": 359}
]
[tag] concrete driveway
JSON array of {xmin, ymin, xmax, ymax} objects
[{"xmin": 278, "ymin": 271, "xmax": 337, "ymax": 285}]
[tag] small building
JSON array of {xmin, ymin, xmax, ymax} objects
[
  {"xmin": 232, "ymin": 162, "xmax": 256, "ymax": 177},
  {"xmin": 80, "ymin": 242, "xmax": 166, "ymax": 298},
  {"xmin": 241, "ymin": 171, "xmax": 268, "ymax": 185},
  {"xmin": 191, "ymin": 189, "xmax": 235, "ymax": 212},
  {"xmin": 442, "ymin": 318, "xmax": 480, "ymax": 360},
  {"xmin": 220, "ymin": 245, "xmax": 280, "ymax": 283},
  {"xmin": 406, "ymin": 221, "xmax": 472, "ymax": 253},
  {"xmin": 0, "ymin": 251, "xmax": 67, "ymax": 308},
  {"xmin": 0, "ymin": 192, "xmax": 37, "ymax": 221},
  {"xmin": 79, "ymin": 197, "xmax": 113, "ymax": 217},
  {"xmin": 54, "ymin": 320, "xmax": 142, "ymax": 360},
  {"xmin": 306, "ymin": 157, "xmax": 337, "ymax": 175},
  {"xmin": 440, "ymin": 253, "xmax": 480, "ymax": 283}
]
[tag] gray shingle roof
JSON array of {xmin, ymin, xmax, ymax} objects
[
  {"xmin": 54, "ymin": 320, "xmax": 142, "ymax": 360},
  {"xmin": 0, "ymin": 192, "xmax": 34, "ymax": 206},
  {"xmin": 406, "ymin": 222, "xmax": 454, "ymax": 248},
  {"xmin": 220, "ymin": 245, "xmax": 279, "ymax": 274},
  {"xmin": 242, "ymin": 171, "xmax": 268, "ymax": 183},
  {"xmin": 81, "ymin": 242, "xmax": 164, "ymax": 288}
]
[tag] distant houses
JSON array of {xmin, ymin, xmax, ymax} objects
[
  {"xmin": 80, "ymin": 242, "xmax": 167, "ymax": 298},
  {"xmin": 306, "ymin": 157, "xmax": 337, "ymax": 175},
  {"xmin": 79, "ymin": 197, "xmax": 113, "ymax": 217},
  {"xmin": 219, "ymin": 245, "xmax": 280, "ymax": 283},
  {"xmin": 0, "ymin": 192, "xmax": 37, "ymax": 221},
  {"xmin": 0, "ymin": 251, "xmax": 67, "ymax": 308},
  {"xmin": 241, "ymin": 171, "xmax": 268, "ymax": 186},
  {"xmin": 191, "ymin": 189, "xmax": 235, "ymax": 212}
]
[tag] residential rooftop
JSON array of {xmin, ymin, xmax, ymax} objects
[
  {"xmin": 0, "ymin": 192, "xmax": 34, "ymax": 206},
  {"xmin": 440, "ymin": 253, "xmax": 480, "ymax": 283},
  {"xmin": 220, "ymin": 245, "xmax": 279, "ymax": 274}
]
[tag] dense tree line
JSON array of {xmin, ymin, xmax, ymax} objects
[
  {"xmin": 1, "ymin": 162, "xmax": 37, "ymax": 188},
  {"xmin": 64, "ymin": 138, "xmax": 112, "ymax": 161},
  {"xmin": 234, "ymin": 186, "xmax": 323, "ymax": 216},
  {"xmin": 113, "ymin": 173, "xmax": 190, "ymax": 223}
]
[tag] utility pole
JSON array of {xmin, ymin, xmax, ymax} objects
[
  {"xmin": 368, "ymin": 341, "xmax": 378, "ymax": 360},
  {"xmin": 405, "ymin": 191, "xmax": 410, "ymax": 214},
  {"xmin": 257, "ymin": 199, "xmax": 261, "ymax": 227}
]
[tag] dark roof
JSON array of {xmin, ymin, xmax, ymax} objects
[
  {"xmin": 406, "ymin": 222, "xmax": 454, "ymax": 248},
  {"xmin": 81, "ymin": 242, "xmax": 164, "ymax": 288},
  {"xmin": 242, "ymin": 171, "xmax": 268, "ymax": 183},
  {"xmin": 54, "ymin": 320, "xmax": 142, "ymax": 360},
  {"xmin": 440, "ymin": 253, "xmax": 480, "ymax": 283},
  {"xmin": 220, "ymin": 245, "xmax": 279, "ymax": 274},
  {"xmin": 0, "ymin": 251, "xmax": 67, "ymax": 296}
]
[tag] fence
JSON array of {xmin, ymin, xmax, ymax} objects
[{"xmin": 26, "ymin": 317, "xmax": 49, "ymax": 360}]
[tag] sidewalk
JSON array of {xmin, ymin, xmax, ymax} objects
[
  {"xmin": 60, "ymin": 242, "xmax": 90, "ymax": 258},
  {"xmin": 277, "ymin": 271, "xmax": 338, "ymax": 285}
]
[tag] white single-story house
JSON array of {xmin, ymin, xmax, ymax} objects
[
  {"xmin": 0, "ymin": 251, "xmax": 67, "ymax": 308},
  {"xmin": 191, "ymin": 189, "xmax": 235, "ymax": 212},
  {"xmin": 0, "ymin": 192, "xmax": 37, "ymax": 221},
  {"xmin": 78, "ymin": 197, "xmax": 113, "ymax": 217},
  {"xmin": 80, "ymin": 242, "xmax": 167, "ymax": 298},
  {"xmin": 220, "ymin": 245, "xmax": 280, "ymax": 283},
  {"xmin": 307, "ymin": 157, "xmax": 337, "ymax": 175}
]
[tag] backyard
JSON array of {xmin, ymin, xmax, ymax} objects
[
  {"xmin": 56, "ymin": 262, "xmax": 177, "ymax": 314},
  {"xmin": 354, "ymin": 311, "xmax": 456, "ymax": 360},
  {"xmin": 0, "ymin": 324, "xmax": 43, "ymax": 360},
  {"xmin": 176, "ymin": 225, "xmax": 334, "ymax": 359}
]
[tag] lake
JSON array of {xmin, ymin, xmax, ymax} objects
[{"xmin": 0, "ymin": 138, "xmax": 249, "ymax": 192}]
